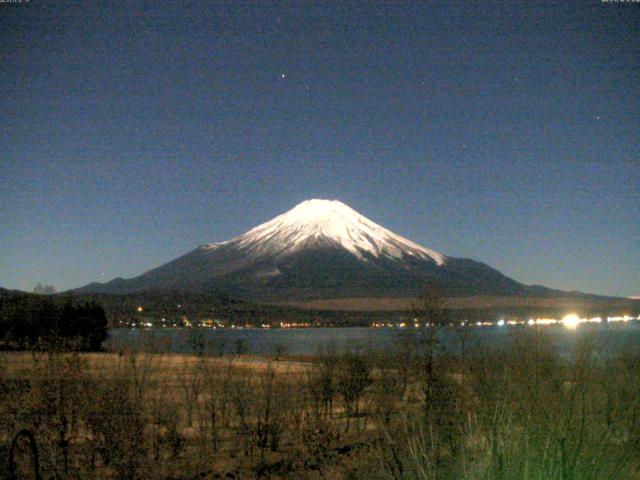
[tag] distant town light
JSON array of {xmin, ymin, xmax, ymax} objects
[
  {"xmin": 534, "ymin": 318, "xmax": 557, "ymax": 325},
  {"xmin": 562, "ymin": 313, "xmax": 580, "ymax": 330},
  {"xmin": 136, "ymin": 306, "xmax": 143, "ymax": 312}
]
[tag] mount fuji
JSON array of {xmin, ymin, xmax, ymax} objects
[{"xmin": 76, "ymin": 199, "xmax": 537, "ymax": 302}]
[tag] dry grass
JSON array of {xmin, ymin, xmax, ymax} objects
[{"xmin": 1, "ymin": 329, "xmax": 639, "ymax": 479}]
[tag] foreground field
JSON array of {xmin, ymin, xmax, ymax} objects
[{"xmin": 1, "ymin": 328, "xmax": 639, "ymax": 479}]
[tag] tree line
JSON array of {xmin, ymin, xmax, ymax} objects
[{"xmin": 0, "ymin": 293, "xmax": 108, "ymax": 350}]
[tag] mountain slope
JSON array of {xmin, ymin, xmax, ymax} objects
[{"xmin": 75, "ymin": 199, "xmax": 545, "ymax": 301}]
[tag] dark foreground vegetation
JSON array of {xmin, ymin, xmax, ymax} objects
[{"xmin": 1, "ymin": 326, "xmax": 639, "ymax": 480}]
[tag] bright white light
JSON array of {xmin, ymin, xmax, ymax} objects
[
  {"xmin": 497, "ymin": 319, "xmax": 505, "ymax": 326},
  {"xmin": 527, "ymin": 319, "xmax": 535, "ymax": 326},
  {"xmin": 562, "ymin": 314, "xmax": 580, "ymax": 330}
]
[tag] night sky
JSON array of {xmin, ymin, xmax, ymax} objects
[{"xmin": 1, "ymin": 1, "xmax": 638, "ymax": 296}]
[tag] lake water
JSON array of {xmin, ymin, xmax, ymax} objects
[{"xmin": 107, "ymin": 322, "xmax": 640, "ymax": 358}]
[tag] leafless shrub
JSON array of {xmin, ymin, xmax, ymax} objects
[
  {"xmin": 24, "ymin": 346, "xmax": 89, "ymax": 477},
  {"xmin": 233, "ymin": 338, "xmax": 248, "ymax": 355},
  {"xmin": 177, "ymin": 359, "xmax": 203, "ymax": 428},
  {"xmin": 254, "ymin": 365, "xmax": 290, "ymax": 456},
  {"xmin": 85, "ymin": 378, "xmax": 145, "ymax": 479},
  {"xmin": 273, "ymin": 342, "xmax": 289, "ymax": 359},
  {"xmin": 297, "ymin": 413, "xmax": 341, "ymax": 472},
  {"xmin": 305, "ymin": 343, "xmax": 338, "ymax": 422},
  {"xmin": 336, "ymin": 350, "xmax": 372, "ymax": 432}
]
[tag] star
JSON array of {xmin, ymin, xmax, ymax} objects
[{"xmin": 281, "ymin": 73, "xmax": 286, "ymax": 79}]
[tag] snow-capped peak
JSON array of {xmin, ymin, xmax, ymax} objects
[{"xmin": 207, "ymin": 199, "xmax": 445, "ymax": 265}]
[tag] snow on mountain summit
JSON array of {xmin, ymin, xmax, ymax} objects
[{"xmin": 206, "ymin": 199, "xmax": 446, "ymax": 265}]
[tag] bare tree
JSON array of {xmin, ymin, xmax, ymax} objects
[
  {"xmin": 33, "ymin": 283, "xmax": 57, "ymax": 295},
  {"xmin": 336, "ymin": 350, "xmax": 371, "ymax": 432}
]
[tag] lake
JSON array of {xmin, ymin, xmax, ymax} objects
[{"xmin": 106, "ymin": 322, "xmax": 640, "ymax": 357}]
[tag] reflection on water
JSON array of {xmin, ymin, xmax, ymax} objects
[{"xmin": 107, "ymin": 322, "xmax": 640, "ymax": 357}]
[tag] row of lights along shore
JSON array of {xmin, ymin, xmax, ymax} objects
[
  {"xmin": 131, "ymin": 305, "xmax": 638, "ymax": 330},
  {"xmin": 372, "ymin": 314, "xmax": 639, "ymax": 330}
]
